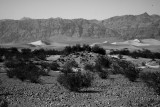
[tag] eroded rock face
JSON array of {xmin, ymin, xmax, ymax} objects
[
  {"xmin": 102, "ymin": 13, "xmax": 160, "ymax": 39},
  {"xmin": 0, "ymin": 18, "xmax": 118, "ymax": 43},
  {"xmin": 0, "ymin": 13, "xmax": 160, "ymax": 44}
]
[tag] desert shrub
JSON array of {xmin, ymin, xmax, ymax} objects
[
  {"xmin": 91, "ymin": 45, "xmax": 106, "ymax": 55},
  {"xmin": 82, "ymin": 44, "xmax": 91, "ymax": 52},
  {"xmin": 110, "ymin": 48, "xmax": 130, "ymax": 55},
  {"xmin": 62, "ymin": 44, "xmax": 92, "ymax": 55},
  {"xmin": 72, "ymin": 44, "xmax": 83, "ymax": 52},
  {"xmin": 84, "ymin": 63, "xmax": 94, "ymax": 72},
  {"xmin": 5, "ymin": 61, "xmax": 20, "ymax": 78},
  {"xmin": 111, "ymin": 59, "xmax": 140, "ymax": 82},
  {"xmin": 50, "ymin": 62, "xmax": 60, "ymax": 71},
  {"xmin": 122, "ymin": 61, "xmax": 140, "ymax": 82},
  {"xmin": 123, "ymin": 64, "xmax": 140, "ymax": 82},
  {"xmin": 141, "ymin": 62, "xmax": 146, "ymax": 66},
  {"xmin": 6, "ymin": 61, "xmax": 46, "ymax": 83},
  {"xmin": 96, "ymin": 55, "xmax": 111, "ymax": 68},
  {"xmin": 110, "ymin": 48, "xmax": 160, "ymax": 59},
  {"xmin": 0, "ymin": 56, "xmax": 3, "ymax": 62},
  {"xmin": 37, "ymin": 53, "xmax": 46, "ymax": 60},
  {"xmin": 140, "ymin": 72, "xmax": 160, "ymax": 95},
  {"xmin": 84, "ymin": 63, "xmax": 109, "ymax": 79},
  {"xmin": 45, "ymin": 49, "xmax": 60, "ymax": 55},
  {"xmin": 118, "ymin": 54, "xmax": 123, "ymax": 59},
  {"xmin": 98, "ymin": 70, "xmax": 109, "ymax": 79},
  {"xmin": 61, "ymin": 60, "xmax": 78, "ymax": 75},
  {"xmin": 21, "ymin": 48, "xmax": 33, "ymax": 60},
  {"xmin": 63, "ymin": 46, "xmax": 72, "ymax": 55},
  {"xmin": 10, "ymin": 48, "xmax": 20, "ymax": 55},
  {"xmin": 5, "ymin": 60, "xmax": 21, "ymax": 68},
  {"xmin": 94, "ymin": 56, "xmax": 110, "ymax": 79},
  {"xmin": 33, "ymin": 49, "xmax": 46, "ymax": 60},
  {"xmin": 40, "ymin": 62, "xmax": 60, "ymax": 72},
  {"xmin": 57, "ymin": 71, "xmax": 94, "ymax": 91},
  {"xmin": 94, "ymin": 64, "xmax": 109, "ymax": 79},
  {"xmin": 0, "ymin": 98, "xmax": 8, "ymax": 107},
  {"xmin": 110, "ymin": 59, "xmax": 124, "ymax": 74}
]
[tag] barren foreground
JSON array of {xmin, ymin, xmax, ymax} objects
[{"xmin": 1, "ymin": 71, "xmax": 160, "ymax": 107}]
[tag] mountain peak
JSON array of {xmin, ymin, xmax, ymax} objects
[
  {"xmin": 0, "ymin": 13, "xmax": 160, "ymax": 44},
  {"xmin": 21, "ymin": 17, "xmax": 32, "ymax": 20},
  {"xmin": 139, "ymin": 12, "xmax": 149, "ymax": 17}
]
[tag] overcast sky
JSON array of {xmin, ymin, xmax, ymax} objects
[{"xmin": 0, "ymin": 0, "xmax": 160, "ymax": 20}]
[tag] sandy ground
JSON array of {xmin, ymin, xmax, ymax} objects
[{"xmin": 1, "ymin": 38, "xmax": 160, "ymax": 53}]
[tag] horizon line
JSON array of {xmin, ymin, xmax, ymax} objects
[{"xmin": 0, "ymin": 12, "xmax": 160, "ymax": 21}]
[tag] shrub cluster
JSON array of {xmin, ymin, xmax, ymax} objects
[
  {"xmin": 57, "ymin": 71, "xmax": 94, "ymax": 91},
  {"xmin": 5, "ymin": 61, "xmax": 47, "ymax": 83},
  {"xmin": 57, "ymin": 60, "xmax": 95, "ymax": 92},
  {"xmin": 84, "ymin": 56, "xmax": 111, "ymax": 79},
  {"xmin": 0, "ymin": 44, "xmax": 106, "ymax": 62},
  {"xmin": 111, "ymin": 59, "xmax": 140, "ymax": 82},
  {"xmin": 94, "ymin": 56, "xmax": 111, "ymax": 79},
  {"xmin": 39, "ymin": 62, "xmax": 60, "ymax": 71},
  {"xmin": 0, "ymin": 98, "xmax": 8, "ymax": 107},
  {"xmin": 63, "ymin": 44, "xmax": 106, "ymax": 55},
  {"xmin": 0, "ymin": 47, "xmax": 62, "ymax": 61},
  {"xmin": 110, "ymin": 48, "xmax": 160, "ymax": 59},
  {"xmin": 61, "ymin": 60, "xmax": 78, "ymax": 75},
  {"xmin": 91, "ymin": 45, "xmax": 106, "ymax": 55}
]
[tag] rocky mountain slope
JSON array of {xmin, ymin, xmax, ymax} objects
[
  {"xmin": 102, "ymin": 12, "xmax": 160, "ymax": 39},
  {"xmin": 0, "ymin": 13, "xmax": 160, "ymax": 44}
]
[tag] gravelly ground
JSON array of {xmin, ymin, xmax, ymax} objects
[
  {"xmin": 0, "ymin": 52, "xmax": 160, "ymax": 107},
  {"xmin": 1, "ymin": 73, "xmax": 160, "ymax": 107}
]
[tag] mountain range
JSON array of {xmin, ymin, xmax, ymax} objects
[{"xmin": 0, "ymin": 12, "xmax": 160, "ymax": 44}]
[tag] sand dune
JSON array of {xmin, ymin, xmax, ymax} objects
[
  {"xmin": 28, "ymin": 40, "xmax": 68, "ymax": 48},
  {"xmin": 28, "ymin": 40, "xmax": 46, "ymax": 46},
  {"xmin": 111, "ymin": 39, "xmax": 150, "ymax": 46}
]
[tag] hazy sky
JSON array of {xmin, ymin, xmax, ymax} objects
[{"xmin": 0, "ymin": 0, "xmax": 160, "ymax": 20}]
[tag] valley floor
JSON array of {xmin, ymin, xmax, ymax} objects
[{"xmin": 0, "ymin": 71, "xmax": 160, "ymax": 107}]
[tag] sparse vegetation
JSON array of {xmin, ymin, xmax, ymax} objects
[
  {"xmin": 1, "ymin": 44, "xmax": 160, "ymax": 106},
  {"xmin": 62, "ymin": 44, "xmax": 105, "ymax": 55},
  {"xmin": 57, "ymin": 59, "xmax": 95, "ymax": 91},
  {"xmin": 61, "ymin": 60, "xmax": 79, "ymax": 75},
  {"xmin": 57, "ymin": 71, "xmax": 94, "ymax": 92},
  {"xmin": 0, "ymin": 98, "xmax": 8, "ymax": 107},
  {"xmin": 111, "ymin": 59, "xmax": 140, "ymax": 82},
  {"xmin": 5, "ymin": 61, "xmax": 47, "ymax": 83},
  {"xmin": 1, "ymin": 13, "xmax": 160, "ymax": 106},
  {"xmin": 84, "ymin": 63, "xmax": 94, "ymax": 72},
  {"xmin": 140, "ymin": 71, "xmax": 160, "ymax": 95},
  {"xmin": 50, "ymin": 62, "xmax": 60, "ymax": 71},
  {"xmin": 91, "ymin": 45, "xmax": 106, "ymax": 55},
  {"xmin": 110, "ymin": 48, "xmax": 160, "ymax": 59},
  {"xmin": 94, "ymin": 56, "xmax": 111, "ymax": 79}
]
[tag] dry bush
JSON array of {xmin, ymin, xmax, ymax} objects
[
  {"xmin": 6, "ymin": 61, "xmax": 46, "ymax": 83},
  {"xmin": 84, "ymin": 63, "xmax": 94, "ymax": 72},
  {"xmin": 111, "ymin": 59, "xmax": 140, "ymax": 82},
  {"xmin": 0, "ymin": 98, "xmax": 8, "ymax": 107},
  {"xmin": 94, "ymin": 56, "xmax": 111, "ymax": 79},
  {"xmin": 61, "ymin": 60, "xmax": 78, "ymax": 75},
  {"xmin": 57, "ymin": 71, "xmax": 94, "ymax": 92}
]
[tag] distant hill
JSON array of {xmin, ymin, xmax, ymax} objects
[
  {"xmin": 0, "ymin": 13, "xmax": 160, "ymax": 44},
  {"xmin": 102, "ymin": 12, "xmax": 160, "ymax": 39}
]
